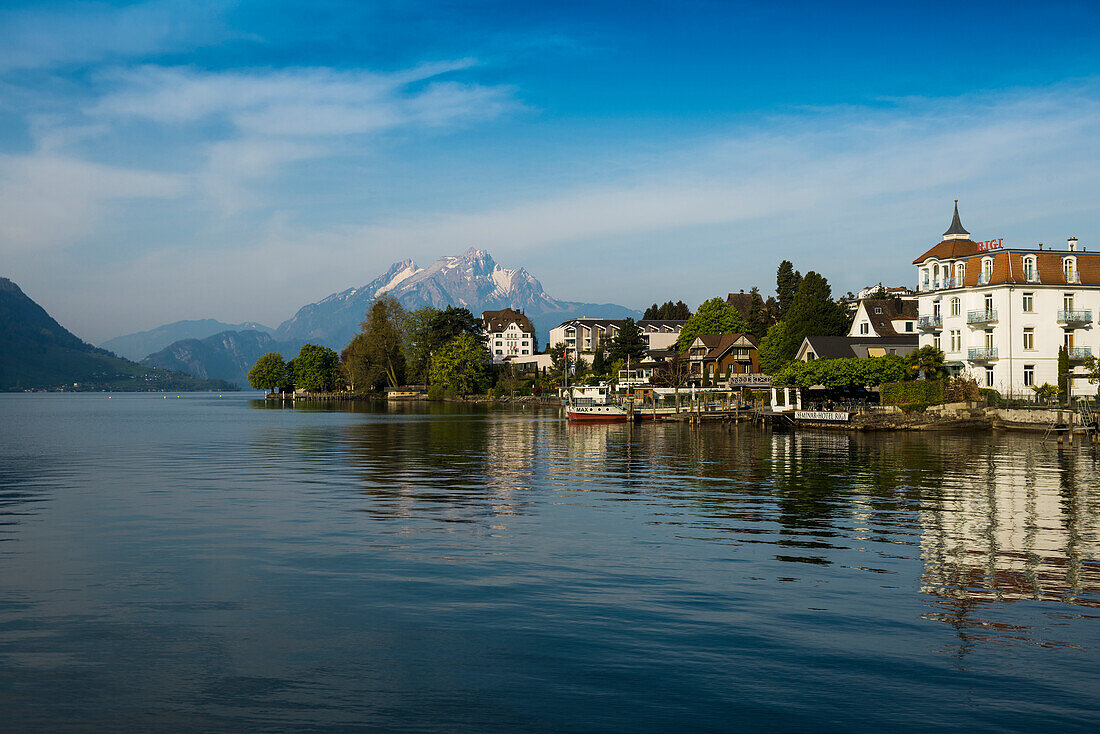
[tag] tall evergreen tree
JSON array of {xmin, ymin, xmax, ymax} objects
[
  {"xmin": 608, "ymin": 318, "xmax": 647, "ymax": 364},
  {"xmin": 776, "ymin": 272, "xmax": 848, "ymax": 364},
  {"xmin": 776, "ymin": 260, "xmax": 802, "ymax": 319}
]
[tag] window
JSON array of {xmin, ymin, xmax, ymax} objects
[
  {"xmin": 1064, "ymin": 293, "xmax": 1075, "ymax": 311},
  {"xmin": 874, "ymin": 306, "xmax": 883, "ymax": 314},
  {"xmin": 1024, "ymin": 257, "xmax": 1036, "ymax": 280},
  {"xmin": 933, "ymin": 302, "xmax": 941, "ymax": 318},
  {"xmin": 905, "ymin": 322, "xmax": 914, "ymax": 332},
  {"xmin": 986, "ymin": 366, "xmax": 994, "ymax": 387},
  {"xmin": 1064, "ymin": 257, "xmax": 1078, "ymax": 282},
  {"xmin": 1022, "ymin": 293, "xmax": 1034, "ymax": 312},
  {"xmin": 933, "ymin": 334, "xmax": 941, "ymax": 351},
  {"xmin": 860, "ymin": 323, "xmax": 869, "ymax": 335},
  {"xmin": 1024, "ymin": 365, "xmax": 1035, "ymax": 387},
  {"xmin": 1065, "ymin": 330, "xmax": 1075, "ymax": 349},
  {"xmin": 981, "ymin": 258, "xmax": 993, "ymax": 280},
  {"xmin": 984, "ymin": 329, "xmax": 994, "ymax": 350},
  {"xmin": 957, "ymin": 263, "xmax": 966, "ymax": 281},
  {"xmin": 950, "ymin": 330, "xmax": 961, "ymax": 352},
  {"xmin": 1023, "ymin": 328, "xmax": 1034, "ymax": 350},
  {"xmin": 951, "ymin": 297, "xmax": 961, "ymax": 316},
  {"xmin": 984, "ymin": 294, "xmax": 994, "ymax": 312}
]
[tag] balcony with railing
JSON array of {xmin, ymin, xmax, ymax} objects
[
  {"xmin": 1065, "ymin": 271, "xmax": 1081, "ymax": 284},
  {"xmin": 977, "ymin": 272, "xmax": 991, "ymax": 285},
  {"xmin": 1067, "ymin": 347, "xmax": 1092, "ymax": 361},
  {"xmin": 918, "ymin": 315, "xmax": 942, "ymax": 330},
  {"xmin": 968, "ymin": 347, "xmax": 998, "ymax": 361},
  {"xmin": 967, "ymin": 309, "xmax": 998, "ymax": 325},
  {"xmin": 1057, "ymin": 310, "xmax": 1092, "ymax": 325}
]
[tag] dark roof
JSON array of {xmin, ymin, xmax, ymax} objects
[
  {"xmin": 802, "ymin": 335, "xmax": 918, "ymax": 360},
  {"xmin": 689, "ymin": 333, "xmax": 758, "ymax": 361},
  {"xmin": 913, "ymin": 238, "xmax": 981, "ymax": 264},
  {"xmin": 944, "ymin": 200, "xmax": 969, "ymax": 237},
  {"xmin": 637, "ymin": 319, "xmax": 687, "ymax": 331},
  {"xmin": 857, "ymin": 298, "xmax": 918, "ymax": 337},
  {"xmin": 482, "ymin": 308, "xmax": 535, "ymax": 334},
  {"xmin": 725, "ymin": 292, "xmax": 753, "ymax": 320}
]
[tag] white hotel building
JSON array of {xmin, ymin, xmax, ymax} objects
[{"xmin": 916, "ymin": 203, "xmax": 1098, "ymax": 397}]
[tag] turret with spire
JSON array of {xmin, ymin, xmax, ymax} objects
[{"xmin": 943, "ymin": 199, "xmax": 970, "ymax": 241}]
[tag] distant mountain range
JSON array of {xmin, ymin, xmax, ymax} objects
[
  {"xmin": 101, "ymin": 318, "xmax": 273, "ymax": 361},
  {"xmin": 0, "ymin": 277, "xmax": 236, "ymax": 392},
  {"xmin": 98, "ymin": 248, "xmax": 639, "ymax": 387},
  {"xmin": 141, "ymin": 330, "xmax": 295, "ymax": 388},
  {"xmin": 274, "ymin": 248, "xmax": 639, "ymax": 349}
]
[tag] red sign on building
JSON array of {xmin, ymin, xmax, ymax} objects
[{"xmin": 976, "ymin": 238, "xmax": 1003, "ymax": 252}]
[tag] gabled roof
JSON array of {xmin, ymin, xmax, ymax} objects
[
  {"xmin": 482, "ymin": 308, "xmax": 535, "ymax": 334},
  {"xmin": 688, "ymin": 333, "xmax": 758, "ymax": 361},
  {"xmin": 801, "ymin": 335, "xmax": 918, "ymax": 360},
  {"xmin": 854, "ymin": 298, "xmax": 918, "ymax": 337}
]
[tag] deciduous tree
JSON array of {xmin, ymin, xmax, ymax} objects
[
  {"xmin": 675, "ymin": 298, "xmax": 749, "ymax": 351},
  {"xmin": 247, "ymin": 352, "xmax": 287, "ymax": 392},
  {"xmin": 295, "ymin": 343, "xmax": 341, "ymax": 392},
  {"xmin": 429, "ymin": 334, "xmax": 491, "ymax": 397}
]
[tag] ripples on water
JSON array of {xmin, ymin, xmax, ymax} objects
[{"xmin": 0, "ymin": 393, "xmax": 1098, "ymax": 732}]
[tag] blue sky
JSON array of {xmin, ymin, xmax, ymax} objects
[{"xmin": 3, "ymin": 0, "xmax": 1100, "ymax": 341}]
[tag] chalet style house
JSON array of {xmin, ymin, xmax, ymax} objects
[
  {"xmin": 915, "ymin": 202, "xmax": 1099, "ymax": 395},
  {"xmin": 686, "ymin": 334, "xmax": 759, "ymax": 381}
]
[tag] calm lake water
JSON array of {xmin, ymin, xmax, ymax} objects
[{"xmin": 1, "ymin": 393, "xmax": 1098, "ymax": 732}]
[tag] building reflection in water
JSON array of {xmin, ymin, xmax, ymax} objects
[{"xmin": 919, "ymin": 443, "xmax": 1100, "ymax": 633}]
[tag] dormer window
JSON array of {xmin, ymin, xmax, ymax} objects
[
  {"xmin": 1064, "ymin": 257, "xmax": 1079, "ymax": 283},
  {"xmin": 1023, "ymin": 256, "xmax": 1037, "ymax": 281},
  {"xmin": 980, "ymin": 257, "xmax": 993, "ymax": 284},
  {"xmin": 874, "ymin": 307, "xmax": 883, "ymax": 314}
]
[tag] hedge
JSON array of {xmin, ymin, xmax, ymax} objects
[{"xmin": 880, "ymin": 380, "xmax": 945, "ymax": 407}]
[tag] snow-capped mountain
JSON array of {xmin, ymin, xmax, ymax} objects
[{"xmin": 275, "ymin": 248, "xmax": 639, "ymax": 349}]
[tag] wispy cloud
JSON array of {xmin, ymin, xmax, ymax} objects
[{"xmin": 0, "ymin": 0, "xmax": 235, "ymax": 71}]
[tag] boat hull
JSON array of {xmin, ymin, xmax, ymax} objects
[{"xmin": 566, "ymin": 406, "xmax": 632, "ymax": 422}]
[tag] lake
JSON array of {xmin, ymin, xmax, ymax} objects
[{"xmin": 1, "ymin": 393, "xmax": 1098, "ymax": 732}]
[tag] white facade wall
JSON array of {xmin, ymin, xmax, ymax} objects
[
  {"xmin": 488, "ymin": 321, "xmax": 534, "ymax": 363},
  {"xmin": 919, "ymin": 283, "xmax": 1098, "ymax": 397}
]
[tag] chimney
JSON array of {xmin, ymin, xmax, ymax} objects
[{"xmin": 1069, "ymin": 236, "xmax": 1079, "ymax": 252}]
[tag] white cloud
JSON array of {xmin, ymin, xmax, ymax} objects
[
  {"xmin": 0, "ymin": 0, "xmax": 234, "ymax": 71},
  {"xmin": 0, "ymin": 153, "xmax": 184, "ymax": 252},
  {"xmin": 89, "ymin": 61, "xmax": 511, "ymax": 136}
]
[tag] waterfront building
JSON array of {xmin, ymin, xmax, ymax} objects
[
  {"xmin": 796, "ymin": 335, "xmax": 918, "ymax": 362},
  {"xmin": 548, "ymin": 318, "xmax": 686, "ymax": 355},
  {"xmin": 482, "ymin": 308, "xmax": 536, "ymax": 363},
  {"xmin": 915, "ymin": 202, "xmax": 1098, "ymax": 396},
  {"xmin": 685, "ymin": 333, "xmax": 759, "ymax": 382}
]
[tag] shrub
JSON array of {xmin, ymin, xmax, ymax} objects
[{"xmin": 881, "ymin": 379, "xmax": 945, "ymax": 407}]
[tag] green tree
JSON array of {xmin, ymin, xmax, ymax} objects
[
  {"xmin": 247, "ymin": 352, "xmax": 287, "ymax": 392},
  {"xmin": 1033, "ymin": 382, "xmax": 1059, "ymax": 404},
  {"xmin": 402, "ymin": 305, "xmax": 442, "ymax": 384},
  {"xmin": 774, "ymin": 271, "xmax": 848, "ymax": 364},
  {"xmin": 591, "ymin": 345, "xmax": 607, "ymax": 375},
  {"xmin": 363, "ymin": 296, "xmax": 407, "ymax": 388},
  {"xmin": 757, "ymin": 321, "xmax": 790, "ymax": 375},
  {"xmin": 295, "ymin": 343, "xmax": 340, "ymax": 392},
  {"xmin": 608, "ymin": 318, "xmax": 647, "ymax": 364},
  {"xmin": 675, "ymin": 297, "xmax": 750, "ymax": 351},
  {"xmin": 745, "ymin": 287, "xmax": 769, "ymax": 339},
  {"xmin": 776, "ymin": 260, "xmax": 802, "ymax": 319},
  {"xmin": 429, "ymin": 333, "xmax": 491, "ymax": 397},
  {"xmin": 775, "ymin": 355, "xmax": 908, "ymax": 389},
  {"xmin": 430, "ymin": 306, "xmax": 485, "ymax": 347},
  {"xmin": 644, "ymin": 300, "xmax": 692, "ymax": 320},
  {"xmin": 906, "ymin": 345, "xmax": 946, "ymax": 380}
]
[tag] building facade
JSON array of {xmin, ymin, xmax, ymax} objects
[
  {"xmin": 915, "ymin": 202, "xmax": 1098, "ymax": 396},
  {"xmin": 548, "ymin": 318, "xmax": 686, "ymax": 355},
  {"xmin": 685, "ymin": 334, "xmax": 760, "ymax": 381},
  {"xmin": 482, "ymin": 308, "xmax": 537, "ymax": 363}
]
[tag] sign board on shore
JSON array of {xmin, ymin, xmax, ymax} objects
[
  {"xmin": 728, "ymin": 374, "xmax": 773, "ymax": 387},
  {"xmin": 976, "ymin": 238, "xmax": 1003, "ymax": 252},
  {"xmin": 794, "ymin": 411, "xmax": 851, "ymax": 422}
]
